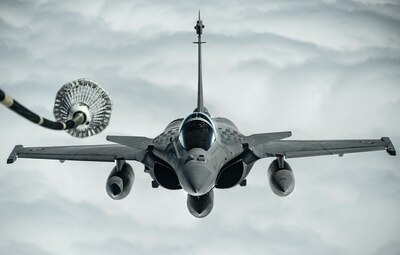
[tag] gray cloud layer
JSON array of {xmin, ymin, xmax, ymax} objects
[{"xmin": 1, "ymin": 0, "xmax": 399, "ymax": 254}]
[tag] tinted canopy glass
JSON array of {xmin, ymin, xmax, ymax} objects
[{"xmin": 179, "ymin": 113, "xmax": 216, "ymax": 151}]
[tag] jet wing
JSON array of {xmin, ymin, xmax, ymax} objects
[
  {"xmin": 7, "ymin": 144, "xmax": 144, "ymax": 164},
  {"xmin": 106, "ymin": 135, "xmax": 153, "ymax": 150},
  {"xmin": 252, "ymin": 137, "xmax": 396, "ymax": 158},
  {"xmin": 242, "ymin": 131, "xmax": 292, "ymax": 147}
]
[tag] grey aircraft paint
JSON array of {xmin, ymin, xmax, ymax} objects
[{"xmin": 7, "ymin": 15, "xmax": 396, "ymax": 218}]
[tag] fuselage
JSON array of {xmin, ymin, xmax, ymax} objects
[{"xmin": 148, "ymin": 112, "xmax": 255, "ymax": 196}]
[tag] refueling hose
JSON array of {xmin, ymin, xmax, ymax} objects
[{"xmin": 0, "ymin": 88, "xmax": 85, "ymax": 130}]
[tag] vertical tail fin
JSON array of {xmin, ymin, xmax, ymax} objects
[{"xmin": 194, "ymin": 11, "xmax": 207, "ymax": 113}]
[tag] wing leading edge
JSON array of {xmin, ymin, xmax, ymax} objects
[
  {"xmin": 251, "ymin": 136, "xmax": 396, "ymax": 159},
  {"xmin": 7, "ymin": 144, "xmax": 144, "ymax": 164}
]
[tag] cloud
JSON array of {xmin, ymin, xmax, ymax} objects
[
  {"xmin": 0, "ymin": 0, "xmax": 399, "ymax": 254},
  {"xmin": 0, "ymin": 242, "xmax": 54, "ymax": 255},
  {"xmin": 374, "ymin": 240, "xmax": 400, "ymax": 255}
]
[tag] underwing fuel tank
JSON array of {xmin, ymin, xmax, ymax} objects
[
  {"xmin": 268, "ymin": 159, "xmax": 295, "ymax": 197},
  {"xmin": 106, "ymin": 162, "xmax": 135, "ymax": 200},
  {"xmin": 187, "ymin": 189, "xmax": 214, "ymax": 218}
]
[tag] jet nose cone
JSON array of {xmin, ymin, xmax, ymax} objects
[{"xmin": 179, "ymin": 162, "xmax": 215, "ymax": 196}]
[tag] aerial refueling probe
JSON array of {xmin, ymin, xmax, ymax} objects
[{"xmin": 0, "ymin": 78, "xmax": 112, "ymax": 138}]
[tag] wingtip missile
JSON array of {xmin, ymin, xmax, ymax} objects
[
  {"xmin": 381, "ymin": 137, "xmax": 396, "ymax": 156},
  {"xmin": 7, "ymin": 145, "xmax": 23, "ymax": 164}
]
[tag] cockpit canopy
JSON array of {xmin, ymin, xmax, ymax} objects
[{"xmin": 179, "ymin": 112, "xmax": 216, "ymax": 151}]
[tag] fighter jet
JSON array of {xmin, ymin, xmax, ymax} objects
[{"xmin": 7, "ymin": 15, "xmax": 396, "ymax": 218}]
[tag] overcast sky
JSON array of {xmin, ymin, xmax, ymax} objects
[{"xmin": 0, "ymin": 0, "xmax": 399, "ymax": 254}]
